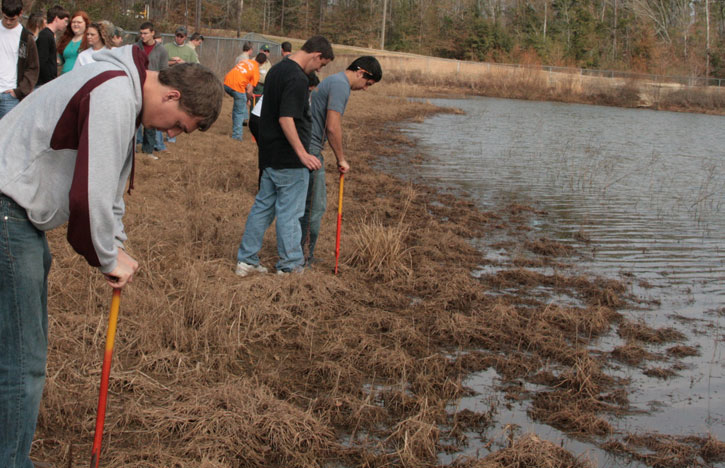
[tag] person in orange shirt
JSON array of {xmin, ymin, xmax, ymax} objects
[{"xmin": 223, "ymin": 52, "xmax": 266, "ymax": 141}]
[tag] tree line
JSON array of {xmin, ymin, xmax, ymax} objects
[{"xmin": 26, "ymin": 0, "xmax": 725, "ymax": 79}]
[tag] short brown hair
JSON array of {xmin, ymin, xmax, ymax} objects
[
  {"xmin": 301, "ymin": 35, "xmax": 334, "ymax": 60},
  {"xmin": 158, "ymin": 63, "xmax": 223, "ymax": 131}
]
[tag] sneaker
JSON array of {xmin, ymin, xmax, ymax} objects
[
  {"xmin": 235, "ymin": 261, "xmax": 268, "ymax": 277},
  {"xmin": 276, "ymin": 266, "xmax": 304, "ymax": 275},
  {"xmin": 144, "ymin": 152, "xmax": 159, "ymax": 160}
]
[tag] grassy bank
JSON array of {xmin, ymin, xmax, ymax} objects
[
  {"xmin": 34, "ymin": 84, "xmax": 723, "ymax": 467},
  {"xmin": 323, "ymin": 54, "xmax": 725, "ymax": 115}
]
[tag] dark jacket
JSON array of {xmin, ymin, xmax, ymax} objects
[
  {"xmin": 36, "ymin": 27, "xmax": 57, "ymax": 85},
  {"xmin": 14, "ymin": 26, "xmax": 39, "ymax": 99}
]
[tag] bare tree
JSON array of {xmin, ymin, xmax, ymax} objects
[{"xmin": 630, "ymin": 0, "xmax": 691, "ymax": 44}]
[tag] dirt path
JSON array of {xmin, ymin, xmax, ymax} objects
[{"xmin": 35, "ymin": 86, "xmax": 723, "ymax": 467}]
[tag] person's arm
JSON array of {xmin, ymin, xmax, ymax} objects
[
  {"xmin": 279, "ymin": 116, "xmax": 321, "ymax": 170},
  {"xmin": 66, "ymin": 78, "xmax": 139, "ymax": 288},
  {"xmin": 36, "ymin": 31, "xmax": 54, "ymax": 82},
  {"xmin": 324, "ymin": 109, "xmax": 349, "ymax": 173}
]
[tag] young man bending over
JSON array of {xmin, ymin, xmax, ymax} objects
[{"xmin": 0, "ymin": 45, "xmax": 223, "ymax": 468}]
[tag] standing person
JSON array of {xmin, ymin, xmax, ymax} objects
[
  {"xmin": 135, "ymin": 21, "xmax": 169, "ymax": 159},
  {"xmin": 24, "ymin": 13, "xmax": 45, "ymax": 39},
  {"xmin": 189, "ymin": 31, "xmax": 204, "ymax": 50},
  {"xmin": 0, "ymin": 46, "xmax": 223, "ymax": 468},
  {"xmin": 300, "ymin": 56, "xmax": 382, "ymax": 265},
  {"xmin": 0, "ymin": 0, "xmax": 38, "ymax": 119},
  {"xmin": 36, "ymin": 5, "xmax": 69, "ymax": 86},
  {"xmin": 234, "ymin": 41, "xmax": 253, "ymax": 65},
  {"xmin": 223, "ymin": 52, "xmax": 265, "ymax": 141},
  {"xmin": 235, "ymin": 36, "xmax": 333, "ymax": 276},
  {"xmin": 110, "ymin": 27, "xmax": 124, "ymax": 47},
  {"xmin": 73, "ymin": 21, "xmax": 109, "ymax": 69},
  {"xmin": 281, "ymin": 41, "xmax": 291, "ymax": 57},
  {"xmin": 252, "ymin": 44, "xmax": 271, "ymax": 96},
  {"xmin": 165, "ymin": 25, "xmax": 198, "ymax": 66},
  {"xmin": 57, "ymin": 10, "xmax": 89, "ymax": 74}
]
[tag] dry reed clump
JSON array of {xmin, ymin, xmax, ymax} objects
[
  {"xmin": 484, "ymin": 266, "xmax": 627, "ymax": 308},
  {"xmin": 666, "ymin": 344, "xmax": 700, "ymax": 357},
  {"xmin": 643, "ymin": 367, "xmax": 677, "ymax": 379},
  {"xmin": 611, "ymin": 341, "xmax": 656, "ymax": 366},
  {"xmin": 528, "ymin": 353, "xmax": 621, "ymax": 436},
  {"xmin": 455, "ymin": 433, "xmax": 594, "ymax": 468},
  {"xmin": 604, "ymin": 432, "xmax": 725, "ymax": 467},
  {"xmin": 525, "ymin": 237, "xmax": 574, "ymax": 257},
  {"xmin": 617, "ymin": 320, "xmax": 686, "ymax": 344},
  {"xmin": 346, "ymin": 215, "xmax": 413, "ymax": 281}
]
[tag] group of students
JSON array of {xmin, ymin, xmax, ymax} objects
[
  {"xmin": 134, "ymin": 21, "xmax": 205, "ymax": 157},
  {"xmin": 1, "ymin": 3, "xmax": 382, "ymax": 463},
  {"xmin": 0, "ymin": 0, "xmax": 205, "ymax": 126},
  {"xmin": 0, "ymin": 1, "xmax": 126, "ymax": 120},
  {"xmin": 230, "ymin": 37, "xmax": 383, "ymax": 274}
]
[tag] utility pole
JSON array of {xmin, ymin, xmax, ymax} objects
[
  {"xmin": 195, "ymin": 0, "xmax": 201, "ymax": 32},
  {"xmin": 706, "ymin": 0, "xmax": 711, "ymax": 82},
  {"xmin": 237, "ymin": 0, "xmax": 244, "ymax": 37},
  {"xmin": 380, "ymin": 0, "xmax": 387, "ymax": 50}
]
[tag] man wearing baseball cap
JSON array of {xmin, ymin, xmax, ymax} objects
[
  {"xmin": 253, "ymin": 44, "xmax": 272, "ymax": 96},
  {"xmin": 164, "ymin": 25, "xmax": 199, "ymax": 66}
]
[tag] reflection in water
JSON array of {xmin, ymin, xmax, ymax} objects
[{"xmin": 392, "ymin": 97, "xmax": 724, "ymax": 462}]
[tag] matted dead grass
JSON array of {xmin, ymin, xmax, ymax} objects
[
  {"xmin": 604, "ymin": 432, "xmax": 725, "ymax": 467},
  {"xmin": 30, "ymin": 84, "xmax": 717, "ymax": 467}
]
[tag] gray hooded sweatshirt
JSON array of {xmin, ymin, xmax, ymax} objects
[{"xmin": 0, "ymin": 45, "xmax": 147, "ymax": 274}]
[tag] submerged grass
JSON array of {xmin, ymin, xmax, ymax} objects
[{"xmin": 31, "ymin": 84, "xmax": 719, "ymax": 467}]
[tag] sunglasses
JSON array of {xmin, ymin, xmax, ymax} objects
[
  {"xmin": 176, "ymin": 33, "xmax": 185, "ymax": 38},
  {"xmin": 356, "ymin": 67, "xmax": 375, "ymax": 81}
]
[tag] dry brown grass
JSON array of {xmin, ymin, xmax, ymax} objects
[
  {"xmin": 327, "ymin": 53, "xmax": 725, "ymax": 115},
  {"xmin": 456, "ymin": 433, "xmax": 594, "ymax": 468},
  {"xmin": 29, "ymin": 86, "xmax": 688, "ymax": 467},
  {"xmin": 604, "ymin": 432, "xmax": 725, "ymax": 467}
]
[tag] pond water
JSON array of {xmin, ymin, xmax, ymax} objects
[{"xmin": 393, "ymin": 97, "xmax": 725, "ymax": 466}]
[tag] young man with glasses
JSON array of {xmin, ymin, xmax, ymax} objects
[
  {"xmin": 0, "ymin": 0, "xmax": 38, "ymax": 119},
  {"xmin": 300, "ymin": 56, "xmax": 382, "ymax": 265}
]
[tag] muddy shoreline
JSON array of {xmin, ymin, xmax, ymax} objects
[{"xmin": 35, "ymin": 86, "xmax": 722, "ymax": 467}]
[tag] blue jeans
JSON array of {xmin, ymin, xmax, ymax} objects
[
  {"xmin": 300, "ymin": 152, "xmax": 326, "ymax": 263},
  {"xmin": 0, "ymin": 195, "xmax": 52, "ymax": 468},
  {"xmin": 155, "ymin": 130, "xmax": 166, "ymax": 151},
  {"xmin": 237, "ymin": 167, "xmax": 309, "ymax": 272},
  {"xmin": 141, "ymin": 126, "xmax": 156, "ymax": 153},
  {"xmin": 0, "ymin": 92, "xmax": 20, "ymax": 119},
  {"xmin": 224, "ymin": 85, "xmax": 246, "ymax": 141}
]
